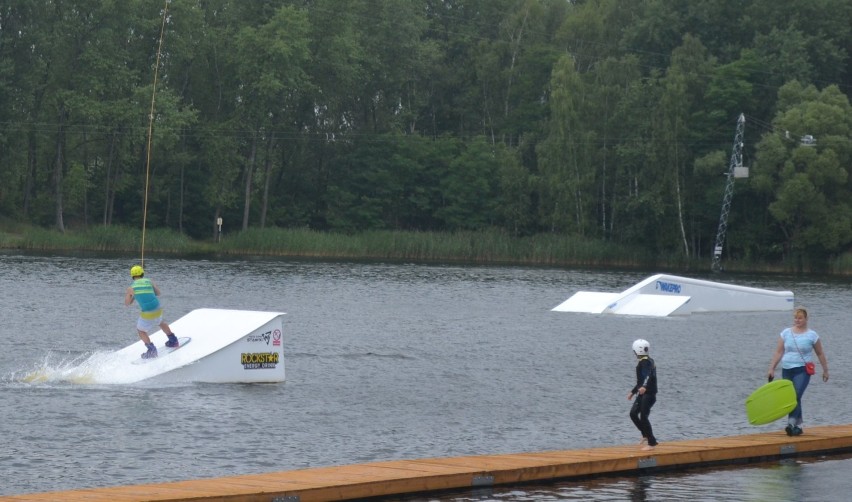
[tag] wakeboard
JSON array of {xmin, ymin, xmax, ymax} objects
[
  {"xmin": 131, "ymin": 336, "xmax": 192, "ymax": 365},
  {"xmin": 745, "ymin": 378, "xmax": 797, "ymax": 425}
]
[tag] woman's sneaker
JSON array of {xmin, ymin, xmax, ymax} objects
[
  {"xmin": 785, "ymin": 425, "xmax": 793, "ymax": 436},
  {"xmin": 165, "ymin": 334, "xmax": 179, "ymax": 348},
  {"xmin": 791, "ymin": 426, "xmax": 803, "ymax": 436}
]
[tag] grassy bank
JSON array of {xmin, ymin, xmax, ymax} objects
[
  {"xmin": 0, "ymin": 224, "xmax": 653, "ymax": 267},
  {"xmin": 1, "ymin": 222, "xmax": 849, "ymax": 275}
]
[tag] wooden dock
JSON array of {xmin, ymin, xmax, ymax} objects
[{"xmin": 4, "ymin": 424, "xmax": 852, "ymax": 501}]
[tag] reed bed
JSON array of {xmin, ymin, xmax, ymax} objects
[
  {"xmin": 828, "ymin": 253, "xmax": 852, "ymax": 276},
  {"xmin": 1, "ymin": 222, "xmax": 849, "ymax": 275},
  {"xmin": 12, "ymin": 225, "xmax": 193, "ymax": 254},
  {"xmin": 217, "ymin": 228, "xmax": 650, "ymax": 267}
]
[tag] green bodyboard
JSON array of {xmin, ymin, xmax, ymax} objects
[{"xmin": 745, "ymin": 379, "xmax": 797, "ymax": 425}]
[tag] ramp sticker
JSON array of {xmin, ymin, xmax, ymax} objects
[{"xmin": 241, "ymin": 352, "xmax": 280, "ymax": 370}]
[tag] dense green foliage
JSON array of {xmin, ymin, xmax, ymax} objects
[{"xmin": 0, "ymin": 0, "xmax": 850, "ymax": 272}]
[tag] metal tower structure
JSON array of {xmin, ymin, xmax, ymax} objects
[{"xmin": 711, "ymin": 113, "xmax": 746, "ymax": 273}]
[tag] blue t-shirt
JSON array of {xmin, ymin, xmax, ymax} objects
[{"xmin": 780, "ymin": 328, "xmax": 819, "ymax": 369}]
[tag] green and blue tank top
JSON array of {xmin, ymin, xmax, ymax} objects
[{"xmin": 131, "ymin": 278, "xmax": 162, "ymax": 319}]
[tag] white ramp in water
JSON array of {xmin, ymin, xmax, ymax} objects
[
  {"xmin": 552, "ymin": 274, "xmax": 793, "ymax": 317},
  {"xmin": 24, "ymin": 309, "xmax": 285, "ymax": 385},
  {"xmin": 112, "ymin": 308, "xmax": 286, "ymax": 383}
]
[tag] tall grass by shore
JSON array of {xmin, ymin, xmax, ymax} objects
[
  {"xmin": 4, "ymin": 225, "xmax": 192, "ymax": 254},
  {"xmin": 0, "ymin": 224, "xmax": 655, "ymax": 267},
  {"xmin": 1, "ymin": 222, "xmax": 849, "ymax": 275}
]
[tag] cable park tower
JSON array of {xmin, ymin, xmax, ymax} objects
[{"xmin": 711, "ymin": 113, "xmax": 748, "ymax": 273}]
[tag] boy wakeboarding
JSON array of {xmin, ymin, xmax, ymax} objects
[{"xmin": 125, "ymin": 265, "xmax": 179, "ymax": 359}]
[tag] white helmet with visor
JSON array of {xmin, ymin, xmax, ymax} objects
[{"xmin": 632, "ymin": 339, "xmax": 650, "ymax": 357}]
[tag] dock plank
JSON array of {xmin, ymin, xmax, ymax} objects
[{"xmin": 3, "ymin": 424, "xmax": 852, "ymax": 502}]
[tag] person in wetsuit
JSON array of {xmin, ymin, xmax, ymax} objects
[{"xmin": 627, "ymin": 338, "xmax": 658, "ymax": 450}]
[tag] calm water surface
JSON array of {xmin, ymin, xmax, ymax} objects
[{"xmin": 0, "ymin": 253, "xmax": 850, "ymax": 499}]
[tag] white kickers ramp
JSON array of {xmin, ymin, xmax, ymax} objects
[
  {"xmin": 116, "ymin": 308, "xmax": 286, "ymax": 383},
  {"xmin": 552, "ymin": 274, "xmax": 794, "ymax": 317}
]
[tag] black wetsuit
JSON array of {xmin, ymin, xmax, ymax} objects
[{"xmin": 630, "ymin": 356, "xmax": 658, "ymax": 446}]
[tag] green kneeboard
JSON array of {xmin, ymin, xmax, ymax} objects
[{"xmin": 745, "ymin": 379, "xmax": 797, "ymax": 425}]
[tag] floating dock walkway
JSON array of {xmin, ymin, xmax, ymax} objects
[{"xmin": 4, "ymin": 424, "xmax": 852, "ymax": 501}]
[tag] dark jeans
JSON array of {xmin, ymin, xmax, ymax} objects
[
  {"xmin": 782, "ymin": 365, "xmax": 811, "ymax": 426},
  {"xmin": 630, "ymin": 393, "xmax": 657, "ymax": 446}
]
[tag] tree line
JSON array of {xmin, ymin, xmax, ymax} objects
[{"xmin": 0, "ymin": 0, "xmax": 850, "ymax": 270}]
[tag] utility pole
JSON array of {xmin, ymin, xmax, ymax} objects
[{"xmin": 711, "ymin": 113, "xmax": 746, "ymax": 273}]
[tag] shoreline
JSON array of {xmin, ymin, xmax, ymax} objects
[{"xmin": 1, "ymin": 225, "xmax": 849, "ymax": 276}]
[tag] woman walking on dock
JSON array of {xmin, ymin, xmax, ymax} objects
[{"xmin": 767, "ymin": 307, "xmax": 829, "ymax": 435}]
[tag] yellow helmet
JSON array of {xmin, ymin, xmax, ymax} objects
[{"xmin": 130, "ymin": 265, "xmax": 144, "ymax": 277}]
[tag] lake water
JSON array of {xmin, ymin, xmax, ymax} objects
[{"xmin": 1, "ymin": 253, "xmax": 850, "ymax": 500}]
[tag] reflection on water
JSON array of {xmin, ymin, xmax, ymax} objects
[{"xmin": 405, "ymin": 454, "xmax": 852, "ymax": 501}]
